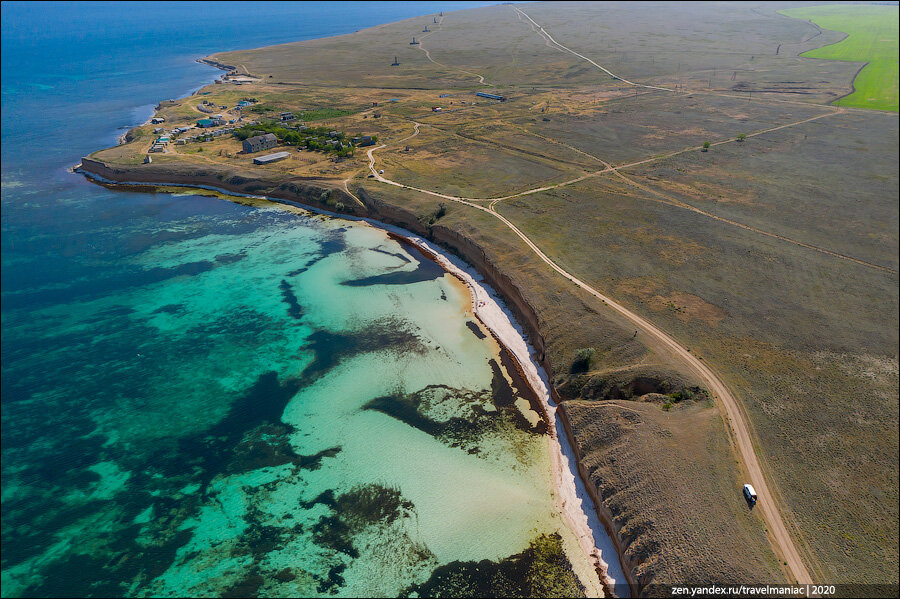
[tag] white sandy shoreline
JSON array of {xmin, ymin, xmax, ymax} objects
[
  {"xmin": 75, "ymin": 170, "xmax": 626, "ymax": 597},
  {"xmin": 392, "ymin": 229, "xmax": 628, "ymax": 598}
]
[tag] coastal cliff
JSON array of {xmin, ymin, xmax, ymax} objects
[{"xmin": 78, "ymin": 156, "xmax": 782, "ymax": 595}]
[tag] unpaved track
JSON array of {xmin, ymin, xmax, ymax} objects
[
  {"xmin": 415, "ymin": 15, "xmax": 488, "ymax": 84},
  {"xmin": 367, "ymin": 138, "xmax": 815, "ymax": 584},
  {"xmin": 512, "ymin": 6, "xmax": 674, "ymax": 92},
  {"xmin": 363, "ymin": 5, "xmax": 894, "ymax": 585}
]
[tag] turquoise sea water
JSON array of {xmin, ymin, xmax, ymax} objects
[{"xmin": 2, "ymin": 2, "xmax": 603, "ymax": 597}]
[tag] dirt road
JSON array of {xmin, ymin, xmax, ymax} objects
[{"xmin": 364, "ymin": 69, "xmax": 815, "ymax": 590}]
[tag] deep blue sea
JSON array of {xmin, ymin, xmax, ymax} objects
[{"xmin": 1, "ymin": 2, "xmax": 605, "ymax": 597}]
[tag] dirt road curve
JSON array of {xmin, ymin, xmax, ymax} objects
[
  {"xmin": 365, "ymin": 28, "xmax": 816, "ymax": 582},
  {"xmin": 490, "ymin": 209, "xmax": 816, "ymax": 587}
]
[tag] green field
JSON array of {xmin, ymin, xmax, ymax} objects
[{"xmin": 781, "ymin": 4, "xmax": 899, "ymax": 111}]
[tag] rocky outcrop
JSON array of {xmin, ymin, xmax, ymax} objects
[
  {"xmin": 79, "ymin": 158, "xmax": 358, "ymax": 216},
  {"xmin": 196, "ymin": 57, "xmax": 238, "ymax": 73}
]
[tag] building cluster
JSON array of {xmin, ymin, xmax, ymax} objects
[
  {"xmin": 181, "ymin": 125, "xmax": 241, "ymax": 144},
  {"xmin": 149, "ymin": 136, "xmax": 170, "ymax": 153}
]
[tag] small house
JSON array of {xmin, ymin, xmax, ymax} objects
[{"xmin": 280, "ymin": 112, "xmax": 295, "ymax": 121}]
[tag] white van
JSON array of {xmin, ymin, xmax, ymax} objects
[{"xmin": 743, "ymin": 484, "xmax": 758, "ymax": 504}]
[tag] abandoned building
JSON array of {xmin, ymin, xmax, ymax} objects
[{"xmin": 242, "ymin": 133, "xmax": 278, "ymax": 153}]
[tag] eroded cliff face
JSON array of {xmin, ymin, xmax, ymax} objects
[{"xmin": 79, "ymin": 158, "xmax": 356, "ymax": 216}]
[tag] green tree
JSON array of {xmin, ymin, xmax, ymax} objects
[{"xmin": 702, "ymin": 141, "xmax": 711, "ymax": 152}]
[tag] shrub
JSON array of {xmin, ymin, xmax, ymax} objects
[
  {"xmin": 737, "ymin": 133, "xmax": 747, "ymax": 142},
  {"xmin": 702, "ymin": 141, "xmax": 711, "ymax": 151},
  {"xmin": 570, "ymin": 347, "xmax": 595, "ymax": 373}
]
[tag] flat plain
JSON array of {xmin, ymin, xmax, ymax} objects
[{"xmin": 89, "ymin": 1, "xmax": 899, "ymax": 591}]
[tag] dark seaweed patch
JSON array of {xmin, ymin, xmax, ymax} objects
[
  {"xmin": 299, "ymin": 489, "xmax": 337, "ymax": 510},
  {"xmin": 313, "ymin": 516, "xmax": 359, "ymax": 557},
  {"xmin": 369, "ymin": 246, "xmax": 412, "ymax": 263},
  {"xmin": 287, "ymin": 234, "xmax": 347, "ymax": 276},
  {"xmin": 334, "ymin": 483, "xmax": 415, "ymax": 529},
  {"xmin": 340, "ymin": 264, "xmax": 443, "ymax": 287},
  {"xmin": 227, "ymin": 423, "xmax": 339, "ymax": 474},
  {"xmin": 495, "ymin": 351, "xmax": 549, "ymax": 435},
  {"xmin": 274, "ymin": 568, "xmax": 296, "ymax": 582},
  {"xmin": 151, "ymin": 303, "xmax": 185, "ymax": 315},
  {"xmin": 364, "ymin": 393, "xmax": 446, "ymax": 437},
  {"xmin": 222, "ymin": 572, "xmax": 264, "ymax": 598},
  {"xmin": 170, "ymin": 372, "xmax": 340, "ymax": 485},
  {"xmin": 466, "ymin": 320, "xmax": 487, "ymax": 339},
  {"xmin": 401, "ymin": 533, "xmax": 585, "ymax": 598},
  {"xmin": 364, "ymin": 372, "xmax": 542, "ymax": 456},
  {"xmin": 295, "ymin": 446, "xmax": 342, "ymax": 471},
  {"xmin": 317, "ymin": 563, "xmax": 347, "ymax": 594},
  {"xmin": 215, "ymin": 252, "xmax": 246, "ymax": 264},
  {"xmin": 279, "ymin": 279, "xmax": 304, "ymax": 320},
  {"xmin": 301, "ymin": 320, "xmax": 427, "ymax": 382},
  {"xmin": 342, "ymin": 240, "xmax": 443, "ymax": 287},
  {"xmin": 489, "ymin": 359, "xmax": 517, "ymax": 409},
  {"xmin": 310, "ymin": 484, "xmax": 417, "ymax": 561}
]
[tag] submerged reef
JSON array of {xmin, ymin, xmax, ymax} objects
[{"xmin": 402, "ymin": 533, "xmax": 586, "ymax": 598}]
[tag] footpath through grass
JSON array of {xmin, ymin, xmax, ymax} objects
[{"xmin": 780, "ymin": 4, "xmax": 898, "ymax": 111}]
